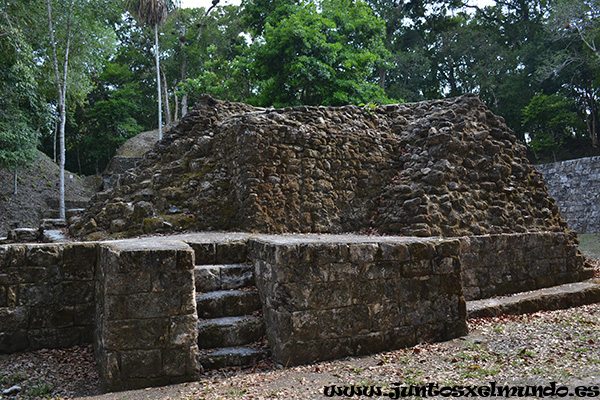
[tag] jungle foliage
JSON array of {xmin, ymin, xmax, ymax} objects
[{"xmin": 1, "ymin": 0, "xmax": 599, "ymax": 176}]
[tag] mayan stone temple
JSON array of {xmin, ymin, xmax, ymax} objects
[{"xmin": 1, "ymin": 94, "xmax": 598, "ymax": 391}]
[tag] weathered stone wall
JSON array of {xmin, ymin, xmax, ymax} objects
[
  {"xmin": 536, "ymin": 157, "xmax": 600, "ymax": 233},
  {"xmin": 251, "ymin": 235, "xmax": 468, "ymax": 366},
  {"xmin": 71, "ymin": 94, "xmax": 568, "ymax": 240},
  {"xmin": 102, "ymin": 156, "xmax": 142, "ymax": 190},
  {"xmin": 460, "ymin": 232, "xmax": 593, "ymax": 301},
  {"xmin": 0, "ymin": 242, "xmax": 96, "ymax": 353},
  {"xmin": 94, "ymin": 239, "xmax": 200, "ymax": 391},
  {"xmin": 0, "ymin": 231, "xmax": 592, "ymax": 391}
]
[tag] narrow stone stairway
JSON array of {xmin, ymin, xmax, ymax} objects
[{"xmin": 194, "ymin": 263, "xmax": 270, "ymax": 370}]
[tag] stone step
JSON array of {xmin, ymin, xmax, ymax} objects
[
  {"xmin": 42, "ymin": 230, "xmax": 69, "ymax": 243},
  {"xmin": 196, "ymin": 289, "xmax": 262, "ymax": 319},
  {"xmin": 194, "ymin": 264, "xmax": 254, "ymax": 292},
  {"xmin": 45, "ymin": 198, "xmax": 89, "ymax": 209},
  {"xmin": 199, "ymin": 346, "xmax": 269, "ymax": 370},
  {"xmin": 40, "ymin": 219, "xmax": 67, "ymax": 230},
  {"xmin": 467, "ymin": 279, "xmax": 600, "ymax": 319},
  {"xmin": 197, "ymin": 315, "xmax": 265, "ymax": 349},
  {"xmin": 44, "ymin": 208, "xmax": 86, "ymax": 219},
  {"xmin": 6, "ymin": 228, "xmax": 42, "ymax": 243}
]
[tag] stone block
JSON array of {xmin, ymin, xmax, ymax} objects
[
  {"xmin": 15, "ymin": 266, "xmax": 59, "ymax": 284},
  {"xmin": 440, "ymin": 273, "xmax": 462, "ymax": 296},
  {"xmin": 380, "ymin": 242, "xmax": 410, "ymax": 262},
  {"xmin": 152, "ymin": 270, "xmax": 194, "ymax": 293},
  {"xmin": 0, "ymin": 306, "xmax": 28, "ymax": 331},
  {"xmin": 385, "ymin": 326, "xmax": 417, "ymax": 350},
  {"xmin": 104, "ymin": 295, "xmax": 128, "ymax": 320},
  {"xmin": 314, "ymin": 243, "xmax": 349, "ymax": 264},
  {"xmin": 103, "ymin": 319, "xmax": 169, "ymax": 350},
  {"xmin": 0, "ymin": 330, "xmax": 29, "ymax": 353},
  {"xmin": 352, "ymin": 279, "xmax": 389, "ymax": 304},
  {"xmin": 348, "ymin": 243, "xmax": 379, "ymax": 263},
  {"xmin": 317, "ymin": 305, "xmax": 371, "ymax": 339},
  {"xmin": 435, "ymin": 239, "xmax": 460, "ymax": 257},
  {"xmin": 29, "ymin": 307, "xmax": 74, "ymax": 328},
  {"xmin": 100, "ymin": 240, "xmax": 192, "ymax": 274},
  {"xmin": 290, "ymin": 310, "xmax": 321, "ymax": 341},
  {"xmin": 363, "ymin": 262, "xmax": 398, "ymax": 280},
  {"xmin": 433, "ymin": 257, "xmax": 456, "ymax": 275},
  {"xmin": 127, "ymin": 292, "xmax": 182, "ymax": 319},
  {"xmin": 61, "ymin": 243, "xmax": 97, "ymax": 280},
  {"xmin": 368, "ymin": 302, "xmax": 402, "ymax": 331},
  {"xmin": 168, "ymin": 314, "xmax": 198, "ymax": 347},
  {"xmin": 194, "ymin": 266, "xmax": 220, "ymax": 292},
  {"xmin": 285, "ymin": 263, "xmax": 331, "ymax": 283},
  {"xmin": 187, "ymin": 242, "xmax": 216, "ymax": 264},
  {"xmin": 409, "ymin": 242, "xmax": 436, "ymax": 260},
  {"xmin": 403, "ymin": 260, "xmax": 432, "ymax": 277},
  {"xmin": 162, "ymin": 349, "xmax": 188, "ymax": 377},
  {"xmin": 215, "ymin": 241, "xmax": 248, "ymax": 263},
  {"xmin": 121, "ymin": 350, "xmax": 162, "ymax": 379},
  {"xmin": 60, "ymin": 281, "xmax": 95, "ymax": 305},
  {"xmin": 25, "ymin": 245, "xmax": 61, "ymax": 266},
  {"xmin": 0, "ymin": 285, "xmax": 6, "ymax": 307},
  {"xmin": 459, "ymin": 252, "xmax": 481, "ymax": 269},
  {"xmin": 308, "ymin": 281, "xmax": 352, "ymax": 309},
  {"xmin": 17, "ymin": 284, "xmax": 56, "ymax": 306},
  {"xmin": 105, "ymin": 272, "xmax": 152, "ymax": 295},
  {"xmin": 8, "ymin": 228, "xmax": 41, "ymax": 243},
  {"xmin": 75, "ymin": 303, "xmax": 95, "ymax": 326}
]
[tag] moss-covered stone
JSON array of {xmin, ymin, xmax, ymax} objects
[{"xmin": 71, "ymin": 94, "xmax": 572, "ymax": 243}]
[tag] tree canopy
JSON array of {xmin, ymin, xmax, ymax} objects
[{"xmin": 1, "ymin": 0, "xmax": 600, "ymax": 177}]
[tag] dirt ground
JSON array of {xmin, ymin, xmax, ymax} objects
[
  {"xmin": 0, "ymin": 151, "xmax": 94, "ymax": 237},
  {"xmin": 2, "ymin": 303, "xmax": 597, "ymax": 400}
]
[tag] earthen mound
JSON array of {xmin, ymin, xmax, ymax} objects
[{"xmin": 70, "ymin": 94, "xmax": 568, "ymax": 240}]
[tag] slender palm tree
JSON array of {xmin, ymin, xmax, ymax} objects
[{"xmin": 132, "ymin": 0, "xmax": 173, "ymax": 140}]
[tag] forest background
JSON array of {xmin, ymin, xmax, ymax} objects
[{"xmin": 1, "ymin": 0, "xmax": 599, "ymax": 179}]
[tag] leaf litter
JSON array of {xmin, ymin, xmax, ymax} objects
[{"xmin": 0, "ymin": 304, "xmax": 599, "ymax": 399}]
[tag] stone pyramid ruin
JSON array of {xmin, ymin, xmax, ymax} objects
[{"xmin": 70, "ymin": 94, "xmax": 569, "ymax": 241}]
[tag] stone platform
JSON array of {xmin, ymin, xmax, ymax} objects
[{"xmin": 0, "ymin": 231, "xmax": 595, "ymax": 392}]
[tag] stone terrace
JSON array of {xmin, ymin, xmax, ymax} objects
[{"xmin": 0, "ymin": 231, "xmax": 595, "ymax": 391}]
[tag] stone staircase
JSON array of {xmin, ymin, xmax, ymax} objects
[
  {"xmin": 194, "ymin": 262, "xmax": 270, "ymax": 370},
  {"xmin": 43, "ymin": 198, "xmax": 89, "ymax": 221}
]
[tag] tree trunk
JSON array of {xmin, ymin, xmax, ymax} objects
[
  {"xmin": 53, "ymin": 118, "xmax": 57, "ymax": 163},
  {"xmin": 161, "ymin": 66, "xmax": 172, "ymax": 125},
  {"xmin": 155, "ymin": 24, "xmax": 163, "ymax": 140},
  {"xmin": 76, "ymin": 145, "xmax": 81, "ymax": 175},
  {"xmin": 181, "ymin": 56, "xmax": 188, "ymax": 118},
  {"xmin": 47, "ymin": 0, "xmax": 73, "ymax": 221},
  {"xmin": 182, "ymin": 93, "xmax": 188, "ymax": 118},
  {"xmin": 13, "ymin": 168, "xmax": 17, "ymax": 196},
  {"xmin": 174, "ymin": 88, "xmax": 179, "ymax": 121},
  {"xmin": 378, "ymin": 67, "xmax": 386, "ymax": 90}
]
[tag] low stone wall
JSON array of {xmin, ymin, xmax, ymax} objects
[
  {"xmin": 95, "ymin": 239, "xmax": 200, "ymax": 391},
  {"xmin": 251, "ymin": 235, "xmax": 468, "ymax": 366},
  {"xmin": 0, "ymin": 242, "xmax": 96, "ymax": 353},
  {"xmin": 0, "ymin": 231, "xmax": 593, "ymax": 392},
  {"xmin": 537, "ymin": 157, "xmax": 600, "ymax": 233},
  {"xmin": 460, "ymin": 232, "xmax": 591, "ymax": 301}
]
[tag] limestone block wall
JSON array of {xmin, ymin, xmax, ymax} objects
[
  {"xmin": 460, "ymin": 232, "xmax": 591, "ymax": 301},
  {"xmin": 94, "ymin": 239, "xmax": 200, "ymax": 391},
  {"xmin": 251, "ymin": 235, "xmax": 468, "ymax": 366},
  {"xmin": 536, "ymin": 157, "xmax": 600, "ymax": 233},
  {"xmin": 0, "ymin": 242, "xmax": 96, "ymax": 353}
]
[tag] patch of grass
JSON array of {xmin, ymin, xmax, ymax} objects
[
  {"xmin": 0, "ymin": 371, "xmax": 27, "ymax": 386},
  {"xmin": 27, "ymin": 381, "xmax": 54, "ymax": 398},
  {"xmin": 226, "ymin": 387, "xmax": 247, "ymax": 397}
]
